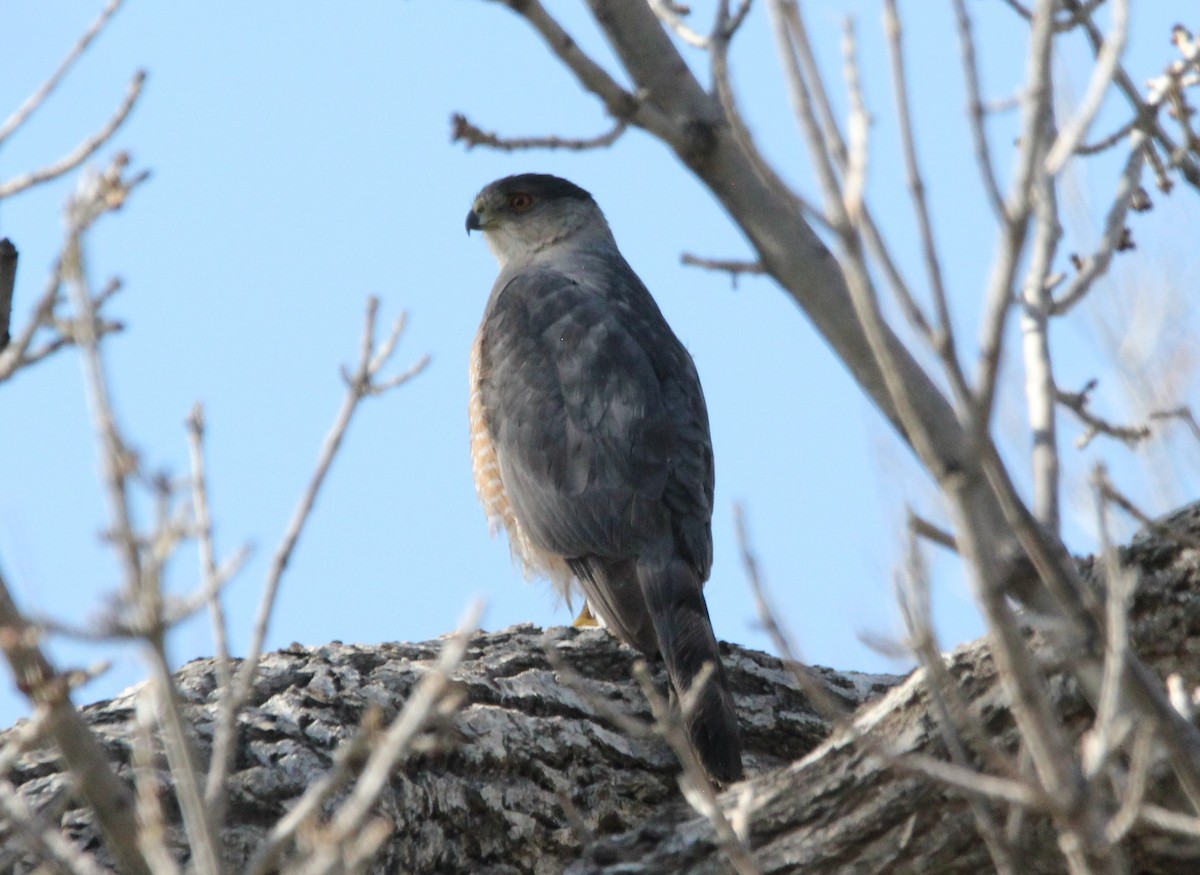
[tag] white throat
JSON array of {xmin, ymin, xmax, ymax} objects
[{"xmin": 484, "ymin": 210, "xmax": 617, "ymax": 273}]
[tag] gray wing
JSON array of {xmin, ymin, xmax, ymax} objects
[
  {"xmin": 478, "ymin": 258, "xmax": 714, "ymax": 640},
  {"xmin": 478, "ymin": 256, "xmax": 741, "ymax": 782}
]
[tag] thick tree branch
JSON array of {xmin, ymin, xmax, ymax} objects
[{"xmin": 6, "ymin": 508, "xmax": 1200, "ymax": 873}]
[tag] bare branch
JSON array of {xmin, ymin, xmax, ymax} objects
[
  {"xmin": 883, "ymin": 0, "xmax": 971, "ymax": 405},
  {"xmin": 492, "ymin": 0, "xmax": 674, "ymax": 142},
  {"xmin": 630, "ymin": 662, "xmax": 762, "ymax": 875},
  {"xmin": 0, "ymin": 707, "xmax": 111, "ymax": 875},
  {"xmin": 841, "ymin": 19, "xmax": 869, "ymax": 225},
  {"xmin": 711, "ymin": 3, "xmax": 814, "ymax": 221},
  {"xmin": 450, "ymin": 113, "xmax": 627, "ymax": 152},
  {"xmin": 62, "ymin": 157, "xmax": 149, "ymax": 600},
  {"xmin": 974, "ymin": 435, "xmax": 1200, "ymax": 811},
  {"xmin": 1082, "ymin": 465, "xmax": 1136, "ymax": 782},
  {"xmin": 1056, "ymin": 381, "xmax": 1152, "ymax": 448},
  {"xmin": 1021, "ymin": 167, "xmax": 1063, "ymax": 532},
  {"xmin": 1077, "ymin": 119, "xmax": 1137, "ymax": 156},
  {"xmin": 130, "ymin": 694, "xmax": 182, "ymax": 875},
  {"xmin": 186, "ymin": 405, "xmax": 238, "ymax": 821},
  {"xmin": 734, "ymin": 505, "xmax": 850, "ymax": 720},
  {"xmin": 0, "ymin": 567, "xmax": 151, "ymax": 875},
  {"xmin": 907, "ymin": 510, "xmax": 958, "ymax": 553},
  {"xmin": 285, "ymin": 603, "xmax": 481, "ymax": 875},
  {"xmin": 1150, "ymin": 405, "xmax": 1200, "ymax": 443},
  {"xmin": 1067, "ymin": 2, "xmax": 1200, "ymax": 192},
  {"xmin": 774, "ymin": 2, "xmax": 936, "ymax": 353},
  {"xmin": 1044, "ymin": 0, "xmax": 1129, "ymax": 173},
  {"xmin": 1052, "ymin": 131, "xmax": 1150, "ymax": 316},
  {"xmin": 146, "ymin": 651, "xmax": 222, "ymax": 875},
  {"xmin": 952, "ymin": 0, "xmax": 1007, "ymax": 219},
  {"xmin": 886, "ymin": 750, "xmax": 1046, "ymax": 812},
  {"xmin": 766, "ymin": 1, "xmax": 847, "ymax": 226},
  {"xmin": 240, "ymin": 708, "xmax": 382, "ymax": 875},
  {"xmin": 975, "ymin": 0, "xmax": 1057, "ymax": 426},
  {"xmin": 209, "ymin": 296, "xmax": 428, "ymax": 823},
  {"xmin": 679, "ymin": 252, "xmax": 765, "ymax": 286},
  {"xmin": 0, "ymin": 0, "xmax": 125, "ymax": 145},
  {"xmin": 1105, "ymin": 726, "xmax": 1153, "ymax": 843},
  {"xmin": 1096, "ymin": 481, "xmax": 1200, "ymax": 554},
  {"xmin": 0, "ymin": 71, "xmax": 147, "ymax": 200},
  {"xmin": 1139, "ymin": 802, "xmax": 1200, "ymax": 840},
  {"xmin": 648, "ymin": 0, "xmax": 711, "ymax": 48},
  {"xmin": 896, "ymin": 529, "xmax": 1022, "ymax": 874}
]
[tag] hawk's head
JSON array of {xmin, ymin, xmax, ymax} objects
[{"xmin": 466, "ymin": 174, "xmax": 614, "ymax": 268}]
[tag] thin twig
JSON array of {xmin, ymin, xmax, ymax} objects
[
  {"xmin": 1149, "ymin": 405, "xmax": 1200, "ymax": 443},
  {"xmin": 886, "ymin": 750, "xmax": 1048, "ymax": 812},
  {"xmin": 772, "ymin": 0, "xmax": 930, "ymax": 345},
  {"xmin": 1097, "ymin": 481, "xmax": 1200, "ymax": 553},
  {"xmin": 975, "ymin": 0, "xmax": 1057, "ymax": 426},
  {"xmin": 131, "ymin": 693, "xmax": 182, "ymax": 875},
  {"xmin": 476, "ymin": 0, "xmax": 675, "ymax": 142},
  {"xmin": 62, "ymin": 159, "xmax": 146, "ymax": 610},
  {"xmin": 187, "ymin": 405, "xmax": 237, "ymax": 820},
  {"xmin": 1051, "ymin": 131, "xmax": 1150, "ymax": 316},
  {"xmin": 0, "ymin": 72, "xmax": 147, "ymax": 200},
  {"xmin": 450, "ymin": 113, "xmax": 627, "ymax": 152},
  {"xmin": 209, "ymin": 297, "xmax": 428, "ymax": 827},
  {"xmin": 841, "ymin": 18, "xmax": 869, "ymax": 225},
  {"xmin": 1077, "ymin": 119, "xmax": 1137, "ymax": 155},
  {"xmin": 975, "ymin": 432, "xmax": 1200, "ymax": 815},
  {"xmin": 1106, "ymin": 726, "xmax": 1152, "ymax": 842},
  {"xmin": 712, "ymin": 2, "xmax": 818, "ymax": 225},
  {"xmin": 883, "ymin": 0, "xmax": 971, "ymax": 406},
  {"xmin": 0, "ymin": 706, "xmax": 110, "ymax": 875},
  {"xmin": 952, "ymin": 0, "xmax": 1006, "ymax": 220},
  {"xmin": 1056, "ymin": 382, "xmax": 1152, "ymax": 448},
  {"xmin": 897, "ymin": 526, "xmax": 1022, "ymax": 873},
  {"xmin": 734, "ymin": 505, "xmax": 850, "ymax": 719},
  {"xmin": 61, "ymin": 160, "xmax": 224, "ymax": 871},
  {"xmin": 630, "ymin": 662, "xmax": 762, "ymax": 875},
  {"xmin": 0, "ymin": 0, "xmax": 125, "ymax": 145},
  {"xmin": 286, "ymin": 603, "xmax": 481, "ymax": 875},
  {"xmin": 0, "ymin": 566, "xmax": 151, "ymax": 875},
  {"xmin": 908, "ymin": 510, "xmax": 958, "ymax": 552},
  {"xmin": 679, "ymin": 253, "xmax": 766, "ymax": 287},
  {"xmin": 1044, "ymin": 0, "xmax": 1129, "ymax": 173},
  {"xmin": 648, "ymin": 0, "xmax": 711, "ymax": 48},
  {"xmin": 1067, "ymin": 2, "xmax": 1200, "ymax": 191},
  {"xmin": 1139, "ymin": 802, "xmax": 1200, "ymax": 839},
  {"xmin": 240, "ymin": 709, "xmax": 383, "ymax": 875},
  {"xmin": 1081, "ymin": 464, "xmax": 1135, "ymax": 782},
  {"xmin": 147, "ymin": 648, "xmax": 222, "ymax": 875}
]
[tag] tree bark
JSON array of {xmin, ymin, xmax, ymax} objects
[{"xmin": 5, "ymin": 506, "xmax": 1200, "ymax": 874}]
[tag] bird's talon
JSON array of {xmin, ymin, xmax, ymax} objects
[{"xmin": 572, "ymin": 604, "xmax": 600, "ymax": 628}]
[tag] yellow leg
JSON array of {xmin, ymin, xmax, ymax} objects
[{"xmin": 572, "ymin": 602, "xmax": 600, "ymax": 627}]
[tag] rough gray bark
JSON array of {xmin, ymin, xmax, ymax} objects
[
  {"xmin": 0, "ymin": 624, "xmax": 895, "ymax": 874},
  {"xmin": 4, "ymin": 506, "xmax": 1200, "ymax": 874}
]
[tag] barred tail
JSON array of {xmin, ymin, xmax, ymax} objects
[{"xmin": 637, "ymin": 554, "xmax": 744, "ymax": 784}]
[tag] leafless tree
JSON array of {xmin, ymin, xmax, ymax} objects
[
  {"xmin": 446, "ymin": 1, "xmax": 1200, "ymax": 871},
  {"xmin": 3, "ymin": 1, "xmax": 1200, "ymax": 873}
]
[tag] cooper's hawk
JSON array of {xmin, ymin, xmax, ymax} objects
[{"xmin": 466, "ymin": 173, "xmax": 743, "ymax": 783}]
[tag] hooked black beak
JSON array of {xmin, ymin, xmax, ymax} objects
[{"xmin": 465, "ymin": 209, "xmax": 482, "ymax": 234}]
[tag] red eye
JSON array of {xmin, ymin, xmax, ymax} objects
[{"xmin": 509, "ymin": 192, "xmax": 534, "ymax": 212}]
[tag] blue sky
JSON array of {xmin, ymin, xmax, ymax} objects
[{"xmin": 1, "ymin": 2, "xmax": 1196, "ymax": 727}]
